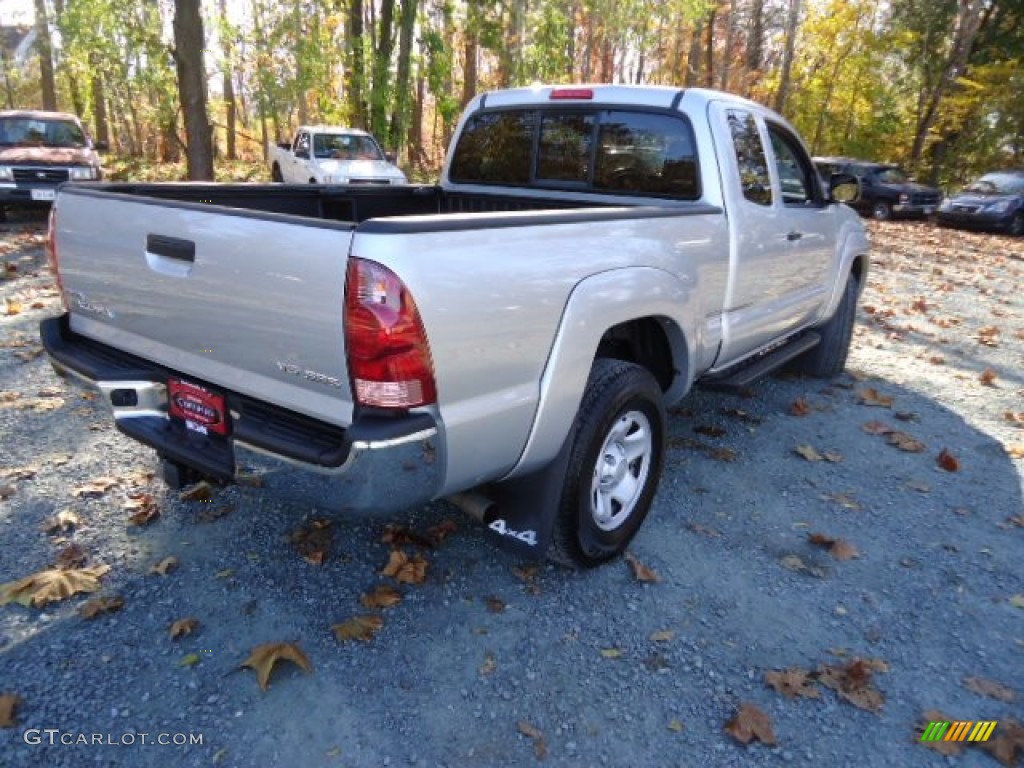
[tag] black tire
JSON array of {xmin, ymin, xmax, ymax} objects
[
  {"xmin": 271, "ymin": 163, "xmax": 283, "ymax": 182},
  {"xmin": 1008, "ymin": 212, "xmax": 1024, "ymax": 237},
  {"xmin": 549, "ymin": 359, "xmax": 666, "ymax": 568},
  {"xmin": 871, "ymin": 201, "xmax": 892, "ymax": 221},
  {"xmin": 309, "ymin": 177, "xmax": 317, "ymax": 184},
  {"xmin": 790, "ymin": 275, "xmax": 859, "ymax": 378}
]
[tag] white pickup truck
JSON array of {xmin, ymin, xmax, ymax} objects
[
  {"xmin": 41, "ymin": 85, "xmax": 868, "ymax": 568},
  {"xmin": 269, "ymin": 125, "xmax": 407, "ymax": 186}
]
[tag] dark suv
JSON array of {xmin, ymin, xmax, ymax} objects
[{"xmin": 813, "ymin": 157, "xmax": 942, "ymax": 221}]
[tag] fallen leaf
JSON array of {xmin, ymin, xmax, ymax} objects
[
  {"xmin": 816, "ymin": 658, "xmax": 887, "ymax": 712},
  {"xmin": 981, "ymin": 718, "xmax": 1024, "ymax": 766},
  {"xmin": 709, "ymin": 447, "xmax": 738, "ymax": 462},
  {"xmin": 794, "ymin": 444, "xmax": 823, "ymax": 462},
  {"xmin": 43, "ymin": 509, "xmax": 81, "ymax": 534},
  {"xmin": 179, "ymin": 481, "xmax": 213, "ymax": 502},
  {"xmin": 686, "ymin": 522, "xmax": 722, "ymax": 537},
  {"xmin": 149, "ymin": 556, "xmax": 178, "ymax": 576},
  {"xmin": 0, "ymin": 465, "xmax": 38, "ymax": 481},
  {"xmin": 240, "ymin": 642, "xmax": 312, "ymax": 690},
  {"xmin": 668, "ymin": 719, "xmax": 685, "ymax": 733},
  {"xmin": 4, "ymin": 298, "xmax": 22, "ymax": 316},
  {"xmin": 428, "ymin": 519, "xmax": 458, "ymax": 545},
  {"xmin": 808, "ymin": 533, "xmax": 860, "ymax": 561},
  {"xmin": 977, "ymin": 325, "xmax": 1000, "ymax": 347},
  {"xmin": 928, "ymin": 355, "xmax": 945, "ymax": 365},
  {"xmin": 0, "ymin": 484, "xmax": 15, "ymax": 500},
  {"xmin": 381, "ymin": 550, "xmax": 428, "ymax": 585},
  {"xmin": 79, "ymin": 595, "xmax": 124, "ymax": 619},
  {"xmin": 235, "ymin": 472, "xmax": 263, "ymax": 488},
  {"xmin": 963, "ymin": 676, "xmax": 1016, "ymax": 703},
  {"xmin": 332, "ymin": 615, "xmax": 384, "ymax": 643},
  {"xmin": 128, "ymin": 504, "xmax": 160, "ymax": 526},
  {"xmin": 918, "ymin": 710, "xmax": 963, "ymax": 756},
  {"xmin": 790, "ymin": 398, "xmax": 811, "ymax": 417},
  {"xmin": 55, "ymin": 543, "xmax": 87, "ymax": 570},
  {"xmin": 1005, "ymin": 412, "xmax": 1024, "ymax": 427},
  {"xmin": 886, "ymin": 431, "xmax": 927, "ymax": 453},
  {"xmin": 359, "ymin": 585, "xmax": 402, "ymax": 610},
  {"xmin": 980, "ymin": 368, "xmax": 999, "ymax": 387},
  {"xmin": 479, "ymin": 652, "xmax": 496, "ymax": 676},
  {"xmin": 624, "ymin": 552, "xmax": 661, "ymax": 583},
  {"xmin": 936, "ymin": 448, "xmax": 960, "ymax": 472},
  {"xmin": 649, "ymin": 630, "xmax": 676, "ymax": 642},
  {"xmin": 486, "ymin": 596, "xmax": 507, "ymax": 613},
  {"xmin": 179, "ymin": 653, "xmax": 200, "ymax": 667},
  {"xmin": 292, "ymin": 519, "xmax": 333, "ymax": 565},
  {"xmin": 517, "ymin": 721, "xmax": 548, "ymax": 760},
  {"xmin": 169, "ymin": 617, "xmax": 199, "ymax": 640},
  {"xmin": 822, "ymin": 492, "xmax": 862, "ymax": 510},
  {"xmin": 600, "ymin": 648, "xmax": 623, "ymax": 659},
  {"xmin": 215, "ymin": 568, "xmax": 235, "ymax": 580},
  {"xmin": 0, "ymin": 564, "xmax": 111, "ymax": 607},
  {"xmin": 857, "ymin": 388, "xmax": 894, "ymax": 407},
  {"xmin": 72, "ymin": 476, "xmax": 118, "ymax": 497},
  {"xmin": 724, "ymin": 702, "xmax": 776, "ymax": 745},
  {"xmin": 780, "ymin": 554, "xmax": 808, "ymax": 572},
  {"xmin": 695, "ymin": 424, "xmax": 726, "ymax": 437},
  {"xmin": 1010, "ymin": 594, "xmax": 1024, "ymax": 609},
  {"xmin": 765, "ymin": 668, "xmax": 821, "ymax": 700},
  {"xmin": 381, "ymin": 524, "xmax": 436, "ymax": 549},
  {"xmin": 823, "ymin": 450, "xmax": 843, "ymax": 463},
  {"xmin": 196, "ymin": 504, "xmax": 234, "ymax": 523},
  {"xmin": 0, "ymin": 693, "xmax": 22, "ymax": 728},
  {"xmin": 861, "ymin": 420, "xmax": 894, "ymax": 435}
]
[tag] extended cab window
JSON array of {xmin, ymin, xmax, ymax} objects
[
  {"xmin": 766, "ymin": 123, "xmax": 819, "ymax": 205},
  {"xmin": 294, "ymin": 132, "xmax": 310, "ymax": 156},
  {"xmin": 727, "ymin": 110, "xmax": 771, "ymax": 206},
  {"xmin": 450, "ymin": 107, "xmax": 699, "ymax": 200}
]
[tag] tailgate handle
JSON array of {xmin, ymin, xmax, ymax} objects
[{"xmin": 146, "ymin": 234, "xmax": 195, "ymax": 263}]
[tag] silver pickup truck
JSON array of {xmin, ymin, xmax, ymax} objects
[{"xmin": 40, "ymin": 85, "xmax": 868, "ymax": 568}]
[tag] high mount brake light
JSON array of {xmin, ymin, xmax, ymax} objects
[
  {"xmin": 549, "ymin": 88, "xmax": 594, "ymax": 100},
  {"xmin": 344, "ymin": 258, "xmax": 437, "ymax": 409}
]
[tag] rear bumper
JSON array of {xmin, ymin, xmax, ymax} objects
[{"xmin": 40, "ymin": 315, "xmax": 442, "ymax": 512}]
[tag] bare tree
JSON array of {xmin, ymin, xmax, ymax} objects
[
  {"xmin": 774, "ymin": 0, "xmax": 802, "ymax": 114},
  {"xmin": 173, "ymin": 0, "xmax": 214, "ymax": 180}
]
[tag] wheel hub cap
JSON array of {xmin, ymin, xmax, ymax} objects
[{"xmin": 590, "ymin": 410, "xmax": 653, "ymax": 532}]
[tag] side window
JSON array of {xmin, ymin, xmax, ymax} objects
[
  {"xmin": 449, "ymin": 110, "xmax": 536, "ymax": 185},
  {"xmin": 767, "ymin": 124, "xmax": 817, "ymax": 205},
  {"xmin": 726, "ymin": 110, "xmax": 772, "ymax": 206},
  {"xmin": 294, "ymin": 132, "xmax": 310, "ymax": 156},
  {"xmin": 536, "ymin": 113, "xmax": 595, "ymax": 183},
  {"xmin": 594, "ymin": 111, "xmax": 700, "ymax": 199}
]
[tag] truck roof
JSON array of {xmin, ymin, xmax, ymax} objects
[
  {"xmin": 297, "ymin": 125, "xmax": 371, "ymax": 136},
  {"xmin": 472, "ymin": 84, "xmax": 766, "ymax": 113},
  {"xmin": 0, "ymin": 109, "xmax": 83, "ymax": 122}
]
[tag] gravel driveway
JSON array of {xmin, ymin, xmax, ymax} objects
[{"xmin": 1, "ymin": 210, "xmax": 1022, "ymax": 768}]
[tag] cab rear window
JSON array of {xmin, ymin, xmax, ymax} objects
[{"xmin": 449, "ymin": 107, "xmax": 700, "ymax": 200}]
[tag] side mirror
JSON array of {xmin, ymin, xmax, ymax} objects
[
  {"xmin": 94, "ymin": 140, "xmax": 109, "ymax": 152},
  {"xmin": 385, "ymin": 151, "xmax": 397, "ymax": 164},
  {"xmin": 829, "ymin": 172, "xmax": 860, "ymax": 204}
]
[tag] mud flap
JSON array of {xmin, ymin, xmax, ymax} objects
[{"xmin": 482, "ymin": 434, "xmax": 573, "ymax": 561}]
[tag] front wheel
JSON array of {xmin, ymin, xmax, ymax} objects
[
  {"xmin": 549, "ymin": 359, "xmax": 666, "ymax": 568},
  {"xmin": 871, "ymin": 201, "xmax": 892, "ymax": 221},
  {"xmin": 271, "ymin": 163, "xmax": 283, "ymax": 182},
  {"xmin": 789, "ymin": 274, "xmax": 859, "ymax": 378}
]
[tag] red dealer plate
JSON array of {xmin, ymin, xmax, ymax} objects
[{"xmin": 167, "ymin": 378, "xmax": 228, "ymax": 436}]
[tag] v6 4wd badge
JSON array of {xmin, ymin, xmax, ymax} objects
[{"xmin": 488, "ymin": 519, "xmax": 538, "ymax": 547}]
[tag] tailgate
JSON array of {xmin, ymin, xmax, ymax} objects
[{"xmin": 54, "ymin": 187, "xmax": 356, "ymax": 426}]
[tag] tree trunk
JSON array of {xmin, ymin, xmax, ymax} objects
[
  {"xmin": 389, "ymin": 0, "xmax": 418, "ymax": 159},
  {"xmin": 461, "ymin": 0, "xmax": 479, "ymax": 108},
  {"xmin": 347, "ymin": 0, "xmax": 367, "ymax": 127},
  {"xmin": 685, "ymin": 22, "xmax": 703, "ymax": 87},
  {"xmin": 371, "ymin": 0, "xmax": 396, "ymax": 141},
  {"xmin": 704, "ymin": 5, "xmax": 717, "ymax": 88},
  {"xmin": 34, "ymin": 0, "xmax": 58, "ymax": 110},
  {"xmin": 744, "ymin": 0, "xmax": 764, "ymax": 94},
  {"xmin": 218, "ymin": 0, "xmax": 237, "ymax": 160},
  {"xmin": 90, "ymin": 61, "xmax": 110, "ymax": 147},
  {"xmin": 719, "ymin": 0, "xmax": 735, "ymax": 90},
  {"xmin": 173, "ymin": 0, "xmax": 214, "ymax": 180},
  {"xmin": 409, "ymin": 73, "xmax": 424, "ymax": 167},
  {"xmin": 773, "ymin": 0, "xmax": 802, "ymax": 114}
]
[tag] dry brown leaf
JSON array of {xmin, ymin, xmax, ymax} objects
[
  {"xmin": 886, "ymin": 431, "xmax": 927, "ymax": 453},
  {"xmin": 359, "ymin": 584, "xmax": 402, "ymax": 610},
  {"xmin": 977, "ymin": 325, "xmax": 1000, "ymax": 347},
  {"xmin": 240, "ymin": 642, "xmax": 312, "ymax": 690},
  {"xmin": 55, "ymin": 543, "xmax": 87, "ymax": 570},
  {"xmin": 1, "ymin": 465, "xmax": 39, "ymax": 481},
  {"xmin": 808, "ymin": 533, "xmax": 860, "ymax": 561},
  {"xmin": 4, "ymin": 298, "xmax": 22, "ymax": 316},
  {"xmin": 980, "ymin": 368, "xmax": 999, "ymax": 387},
  {"xmin": 0, "ymin": 564, "xmax": 111, "ymax": 607},
  {"xmin": 79, "ymin": 595, "xmax": 124, "ymax": 619},
  {"xmin": 381, "ymin": 524, "xmax": 436, "ymax": 549},
  {"xmin": 861, "ymin": 420, "xmax": 894, "ymax": 435},
  {"xmin": 169, "ymin": 617, "xmax": 199, "ymax": 640},
  {"xmin": 695, "ymin": 424, "xmax": 726, "ymax": 437},
  {"xmin": 724, "ymin": 702, "xmax": 776, "ymax": 746},
  {"xmin": 179, "ymin": 481, "xmax": 214, "ymax": 502},
  {"xmin": 331, "ymin": 615, "xmax": 383, "ymax": 643},
  {"xmin": 963, "ymin": 676, "xmax": 1016, "ymax": 703},
  {"xmin": 486, "ymin": 596, "xmax": 507, "ymax": 613},
  {"xmin": 794, "ymin": 444, "xmax": 823, "ymax": 462},
  {"xmin": 823, "ymin": 492, "xmax": 862, "ymax": 510},
  {"xmin": 823, "ymin": 450, "xmax": 843, "ymax": 463},
  {"xmin": 517, "ymin": 721, "xmax": 548, "ymax": 760},
  {"xmin": 981, "ymin": 718, "xmax": 1024, "ymax": 767},
  {"xmin": 43, "ymin": 509, "xmax": 80, "ymax": 534},
  {"xmin": 479, "ymin": 652, "xmax": 496, "ymax": 676},
  {"xmin": 937, "ymin": 448, "xmax": 960, "ymax": 472},
  {"xmin": 816, "ymin": 658, "xmax": 887, "ymax": 712},
  {"xmin": 149, "ymin": 556, "xmax": 179, "ymax": 576},
  {"xmin": 624, "ymin": 552, "xmax": 661, "ymax": 583},
  {"xmin": 196, "ymin": 504, "xmax": 234, "ymax": 523},
  {"xmin": 381, "ymin": 549, "xmax": 429, "ymax": 585},
  {"xmin": 709, "ymin": 447, "xmax": 738, "ymax": 462},
  {"xmin": 0, "ymin": 693, "xmax": 21, "ymax": 728},
  {"xmin": 128, "ymin": 504, "xmax": 160, "ymax": 526},
  {"xmin": 292, "ymin": 519, "xmax": 333, "ymax": 565},
  {"xmin": 1005, "ymin": 412, "xmax": 1024, "ymax": 427},
  {"xmin": 512, "ymin": 564, "xmax": 540, "ymax": 582},
  {"xmin": 686, "ymin": 522, "xmax": 722, "ymax": 537},
  {"xmin": 428, "ymin": 519, "xmax": 458, "ymax": 545},
  {"xmin": 235, "ymin": 471, "xmax": 263, "ymax": 488},
  {"xmin": 649, "ymin": 630, "xmax": 676, "ymax": 642},
  {"xmin": 918, "ymin": 710, "xmax": 963, "ymax": 756},
  {"xmin": 790, "ymin": 398, "xmax": 811, "ymax": 417},
  {"xmin": 765, "ymin": 668, "xmax": 821, "ymax": 700},
  {"xmin": 857, "ymin": 388, "xmax": 894, "ymax": 408},
  {"xmin": 72, "ymin": 476, "xmax": 118, "ymax": 497}
]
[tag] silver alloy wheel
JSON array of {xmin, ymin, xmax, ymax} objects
[{"xmin": 589, "ymin": 410, "xmax": 653, "ymax": 532}]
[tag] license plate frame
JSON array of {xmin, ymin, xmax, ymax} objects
[
  {"xmin": 30, "ymin": 188, "xmax": 56, "ymax": 202},
  {"xmin": 167, "ymin": 378, "xmax": 229, "ymax": 437}
]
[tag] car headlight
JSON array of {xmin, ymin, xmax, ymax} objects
[
  {"xmin": 69, "ymin": 166, "xmax": 97, "ymax": 180},
  {"xmin": 0, "ymin": 166, "xmax": 12, "ymax": 182},
  {"xmin": 985, "ymin": 199, "xmax": 1011, "ymax": 213}
]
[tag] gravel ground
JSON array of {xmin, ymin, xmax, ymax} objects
[{"xmin": 1, "ymin": 209, "xmax": 1022, "ymax": 768}]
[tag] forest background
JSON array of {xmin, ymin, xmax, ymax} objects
[{"xmin": 1, "ymin": 0, "xmax": 1021, "ymax": 185}]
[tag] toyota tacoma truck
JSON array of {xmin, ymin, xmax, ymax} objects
[
  {"xmin": 269, "ymin": 126, "xmax": 407, "ymax": 186},
  {"xmin": 40, "ymin": 85, "xmax": 868, "ymax": 568},
  {"xmin": 0, "ymin": 110, "xmax": 105, "ymax": 221}
]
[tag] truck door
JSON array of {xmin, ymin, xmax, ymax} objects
[
  {"xmin": 710, "ymin": 103, "xmax": 831, "ymax": 362},
  {"xmin": 291, "ymin": 131, "xmax": 311, "ymax": 182}
]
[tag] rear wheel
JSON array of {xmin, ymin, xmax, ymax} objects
[
  {"xmin": 789, "ymin": 275, "xmax": 859, "ymax": 378},
  {"xmin": 549, "ymin": 359, "xmax": 666, "ymax": 568},
  {"xmin": 271, "ymin": 163, "xmax": 283, "ymax": 182},
  {"xmin": 871, "ymin": 201, "xmax": 892, "ymax": 221}
]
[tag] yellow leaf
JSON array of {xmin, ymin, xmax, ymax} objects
[
  {"xmin": 179, "ymin": 481, "xmax": 213, "ymax": 502},
  {"xmin": 856, "ymin": 388, "xmax": 894, "ymax": 407},
  {"xmin": 794, "ymin": 444, "xmax": 823, "ymax": 462},
  {"xmin": 600, "ymin": 648, "xmax": 623, "ymax": 659},
  {"xmin": 668, "ymin": 719, "xmax": 685, "ymax": 733},
  {"xmin": 331, "ymin": 615, "xmax": 384, "ymax": 643},
  {"xmin": 381, "ymin": 550, "xmax": 428, "ymax": 585},
  {"xmin": 240, "ymin": 642, "xmax": 312, "ymax": 690},
  {"xmin": 72, "ymin": 477, "xmax": 118, "ymax": 497},
  {"xmin": 149, "ymin": 556, "xmax": 178, "ymax": 576},
  {"xmin": 215, "ymin": 568, "xmax": 235, "ymax": 579},
  {"xmin": 179, "ymin": 653, "xmax": 200, "ymax": 667},
  {"xmin": 4, "ymin": 298, "xmax": 22, "ymax": 316},
  {"xmin": 0, "ymin": 564, "xmax": 111, "ymax": 607},
  {"xmin": 479, "ymin": 652, "xmax": 497, "ymax": 676},
  {"xmin": 1009, "ymin": 594, "xmax": 1024, "ymax": 609},
  {"xmin": 169, "ymin": 617, "xmax": 199, "ymax": 640}
]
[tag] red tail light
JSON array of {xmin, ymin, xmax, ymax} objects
[
  {"xmin": 344, "ymin": 258, "xmax": 437, "ymax": 409},
  {"xmin": 45, "ymin": 206, "xmax": 68, "ymax": 310}
]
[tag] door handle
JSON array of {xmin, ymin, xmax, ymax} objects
[
  {"xmin": 146, "ymin": 234, "xmax": 195, "ymax": 263},
  {"xmin": 786, "ymin": 231, "xmax": 803, "ymax": 242}
]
